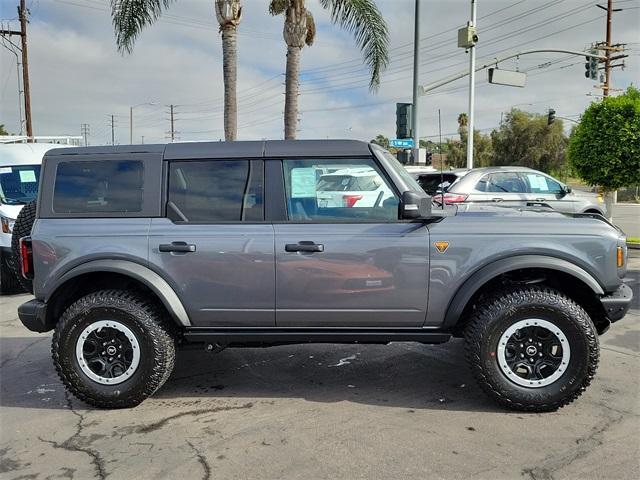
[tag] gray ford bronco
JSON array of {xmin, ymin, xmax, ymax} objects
[{"xmin": 15, "ymin": 140, "xmax": 632, "ymax": 411}]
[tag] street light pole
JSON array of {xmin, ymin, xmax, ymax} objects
[
  {"xmin": 466, "ymin": 0, "xmax": 477, "ymax": 169},
  {"xmin": 411, "ymin": 0, "xmax": 421, "ymax": 164}
]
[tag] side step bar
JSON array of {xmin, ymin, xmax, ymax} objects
[{"xmin": 183, "ymin": 328, "xmax": 451, "ymax": 345}]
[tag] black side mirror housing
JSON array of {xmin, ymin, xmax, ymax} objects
[{"xmin": 401, "ymin": 190, "xmax": 432, "ymax": 219}]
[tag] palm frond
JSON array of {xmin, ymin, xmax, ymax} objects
[
  {"xmin": 318, "ymin": 0, "xmax": 389, "ymax": 90},
  {"xmin": 305, "ymin": 11, "xmax": 316, "ymax": 46},
  {"xmin": 269, "ymin": 0, "xmax": 289, "ymax": 16},
  {"xmin": 110, "ymin": 0, "xmax": 174, "ymax": 54}
]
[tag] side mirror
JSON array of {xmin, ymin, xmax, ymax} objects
[
  {"xmin": 562, "ymin": 185, "xmax": 572, "ymax": 195},
  {"xmin": 401, "ymin": 190, "xmax": 432, "ymax": 219}
]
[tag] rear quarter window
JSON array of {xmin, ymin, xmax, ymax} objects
[{"xmin": 53, "ymin": 160, "xmax": 144, "ymax": 214}]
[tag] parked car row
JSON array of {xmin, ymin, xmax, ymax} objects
[{"xmin": 407, "ymin": 166, "xmax": 606, "ymax": 217}]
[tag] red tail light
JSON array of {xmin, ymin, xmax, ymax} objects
[
  {"xmin": 19, "ymin": 237, "xmax": 33, "ymax": 279},
  {"xmin": 434, "ymin": 193, "xmax": 468, "ymax": 205},
  {"xmin": 343, "ymin": 194, "xmax": 363, "ymax": 208}
]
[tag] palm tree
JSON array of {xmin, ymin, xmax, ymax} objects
[
  {"xmin": 269, "ymin": 0, "xmax": 389, "ymax": 139},
  {"xmin": 110, "ymin": 0, "xmax": 242, "ymax": 141}
]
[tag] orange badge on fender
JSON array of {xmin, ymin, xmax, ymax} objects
[{"xmin": 434, "ymin": 241, "xmax": 449, "ymax": 253}]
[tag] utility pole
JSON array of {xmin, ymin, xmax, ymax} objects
[
  {"xmin": 596, "ymin": 0, "xmax": 625, "ymax": 97},
  {"xmin": 1, "ymin": 0, "xmax": 33, "ymax": 138},
  {"xmin": 81, "ymin": 123, "xmax": 90, "ymax": 146},
  {"xmin": 108, "ymin": 115, "xmax": 116, "ymax": 145},
  {"xmin": 168, "ymin": 104, "xmax": 176, "ymax": 142},
  {"xmin": 411, "ymin": 0, "xmax": 421, "ymax": 164},
  {"xmin": 466, "ymin": 0, "xmax": 477, "ymax": 169}
]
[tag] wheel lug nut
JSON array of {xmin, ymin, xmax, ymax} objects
[
  {"xmin": 528, "ymin": 338, "xmax": 532, "ymax": 342},
  {"xmin": 529, "ymin": 358, "xmax": 534, "ymax": 363},
  {"xmin": 520, "ymin": 343, "xmax": 524, "ymax": 348},
  {"xmin": 539, "ymin": 353, "xmax": 543, "ymax": 357},
  {"xmin": 538, "ymin": 342, "xmax": 542, "ymax": 347}
]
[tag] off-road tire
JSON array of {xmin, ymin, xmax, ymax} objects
[
  {"xmin": 0, "ymin": 252, "xmax": 21, "ymax": 294},
  {"xmin": 10, "ymin": 200, "xmax": 37, "ymax": 293},
  {"xmin": 465, "ymin": 286, "xmax": 599, "ymax": 412},
  {"xmin": 53, "ymin": 290, "xmax": 176, "ymax": 408}
]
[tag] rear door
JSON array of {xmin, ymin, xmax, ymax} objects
[
  {"xmin": 273, "ymin": 157, "xmax": 430, "ymax": 327},
  {"xmin": 471, "ymin": 171, "xmax": 529, "ymax": 208},
  {"xmin": 148, "ymin": 158, "xmax": 275, "ymax": 327}
]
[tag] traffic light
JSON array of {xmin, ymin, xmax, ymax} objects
[
  {"xmin": 584, "ymin": 50, "xmax": 599, "ymax": 80},
  {"xmin": 547, "ymin": 108, "xmax": 556, "ymax": 126},
  {"xmin": 396, "ymin": 103, "xmax": 413, "ymax": 139}
]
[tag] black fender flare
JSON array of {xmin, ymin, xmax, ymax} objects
[
  {"xmin": 46, "ymin": 259, "xmax": 191, "ymax": 327},
  {"xmin": 442, "ymin": 255, "xmax": 604, "ymax": 329}
]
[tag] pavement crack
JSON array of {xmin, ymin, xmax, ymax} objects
[
  {"xmin": 38, "ymin": 392, "xmax": 107, "ymax": 480},
  {"xmin": 521, "ymin": 412, "xmax": 624, "ymax": 480},
  {"xmin": 133, "ymin": 403, "xmax": 253, "ymax": 434},
  {"xmin": 0, "ymin": 337, "xmax": 48, "ymax": 369},
  {"xmin": 186, "ymin": 440, "xmax": 212, "ymax": 480}
]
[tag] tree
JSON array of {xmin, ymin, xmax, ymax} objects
[
  {"xmin": 370, "ymin": 133, "xmax": 389, "ymax": 149},
  {"xmin": 110, "ymin": 0, "xmax": 242, "ymax": 141},
  {"xmin": 269, "ymin": 0, "xmax": 389, "ymax": 139},
  {"xmin": 490, "ymin": 109, "xmax": 567, "ymax": 173},
  {"xmin": 568, "ymin": 86, "xmax": 640, "ymax": 191},
  {"xmin": 444, "ymin": 113, "xmax": 493, "ymax": 168},
  {"xmin": 0, "ymin": 124, "xmax": 8, "ymax": 136}
]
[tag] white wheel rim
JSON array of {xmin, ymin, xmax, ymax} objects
[
  {"xmin": 75, "ymin": 320, "xmax": 141, "ymax": 385},
  {"xmin": 496, "ymin": 318, "xmax": 571, "ymax": 388}
]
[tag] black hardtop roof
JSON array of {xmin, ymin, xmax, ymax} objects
[{"xmin": 44, "ymin": 139, "xmax": 373, "ymax": 159}]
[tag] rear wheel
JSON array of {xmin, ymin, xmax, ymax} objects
[
  {"xmin": 53, "ymin": 290, "xmax": 176, "ymax": 408},
  {"xmin": 0, "ymin": 252, "xmax": 21, "ymax": 294},
  {"xmin": 11, "ymin": 200, "xmax": 37, "ymax": 293},
  {"xmin": 465, "ymin": 286, "xmax": 599, "ymax": 412}
]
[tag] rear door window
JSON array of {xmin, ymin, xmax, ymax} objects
[
  {"xmin": 477, "ymin": 172, "xmax": 527, "ymax": 193},
  {"xmin": 0, "ymin": 165, "xmax": 41, "ymax": 205},
  {"xmin": 168, "ymin": 160, "xmax": 263, "ymax": 222},
  {"xmin": 53, "ymin": 160, "xmax": 143, "ymax": 213}
]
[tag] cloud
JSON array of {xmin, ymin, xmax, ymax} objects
[{"xmin": 1, "ymin": 0, "xmax": 638, "ymax": 145}]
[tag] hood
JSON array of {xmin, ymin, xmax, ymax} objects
[{"xmin": 0, "ymin": 204, "xmax": 23, "ymax": 220}]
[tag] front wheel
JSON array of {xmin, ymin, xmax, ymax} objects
[
  {"xmin": 465, "ymin": 286, "xmax": 599, "ymax": 412},
  {"xmin": 53, "ymin": 290, "xmax": 176, "ymax": 408}
]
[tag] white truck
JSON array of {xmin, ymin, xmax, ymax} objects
[{"xmin": 0, "ymin": 143, "xmax": 62, "ymax": 292}]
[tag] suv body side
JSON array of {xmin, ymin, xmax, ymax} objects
[{"xmin": 25, "ymin": 141, "xmax": 627, "ymax": 336}]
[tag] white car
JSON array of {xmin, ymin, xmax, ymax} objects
[
  {"xmin": 316, "ymin": 167, "xmax": 395, "ymax": 208},
  {"xmin": 0, "ymin": 143, "xmax": 63, "ymax": 292}
]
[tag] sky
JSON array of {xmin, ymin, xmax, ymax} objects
[{"xmin": 0, "ymin": 0, "xmax": 638, "ymax": 146}]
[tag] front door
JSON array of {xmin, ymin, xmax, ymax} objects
[
  {"xmin": 520, "ymin": 171, "xmax": 574, "ymax": 213},
  {"xmin": 148, "ymin": 158, "xmax": 275, "ymax": 327},
  {"xmin": 274, "ymin": 157, "xmax": 430, "ymax": 327}
]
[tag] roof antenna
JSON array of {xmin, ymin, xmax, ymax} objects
[{"xmin": 438, "ymin": 108, "xmax": 444, "ymax": 210}]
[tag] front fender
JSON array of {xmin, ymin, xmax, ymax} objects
[
  {"xmin": 47, "ymin": 259, "xmax": 191, "ymax": 327},
  {"xmin": 442, "ymin": 255, "xmax": 604, "ymax": 329}
]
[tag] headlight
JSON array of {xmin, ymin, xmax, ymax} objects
[
  {"xmin": 1, "ymin": 216, "xmax": 15, "ymax": 234},
  {"xmin": 597, "ymin": 194, "xmax": 604, "ymax": 204}
]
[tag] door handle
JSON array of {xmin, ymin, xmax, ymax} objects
[
  {"xmin": 159, "ymin": 242, "xmax": 196, "ymax": 253},
  {"xmin": 285, "ymin": 241, "xmax": 324, "ymax": 253},
  {"xmin": 492, "ymin": 197, "xmax": 504, "ymax": 202},
  {"xmin": 535, "ymin": 197, "xmax": 546, "ymax": 202}
]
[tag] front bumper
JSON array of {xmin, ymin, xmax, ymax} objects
[
  {"xmin": 600, "ymin": 283, "xmax": 633, "ymax": 323},
  {"xmin": 18, "ymin": 299, "xmax": 52, "ymax": 333}
]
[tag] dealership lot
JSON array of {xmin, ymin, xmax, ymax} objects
[{"xmin": 1, "ymin": 252, "xmax": 638, "ymax": 480}]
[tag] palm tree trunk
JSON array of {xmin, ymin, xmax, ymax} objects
[
  {"xmin": 284, "ymin": 45, "xmax": 301, "ymax": 140},
  {"xmin": 221, "ymin": 25, "xmax": 237, "ymax": 141}
]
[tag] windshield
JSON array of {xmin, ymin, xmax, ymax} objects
[
  {"xmin": 0, "ymin": 164, "xmax": 41, "ymax": 205},
  {"xmin": 374, "ymin": 147, "xmax": 425, "ymax": 193}
]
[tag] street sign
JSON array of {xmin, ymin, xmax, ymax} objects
[
  {"xmin": 390, "ymin": 138, "xmax": 414, "ymax": 148},
  {"xmin": 488, "ymin": 68, "xmax": 527, "ymax": 88}
]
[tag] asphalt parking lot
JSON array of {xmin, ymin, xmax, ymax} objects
[{"xmin": 1, "ymin": 253, "xmax": 638, "ymax": 480}]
